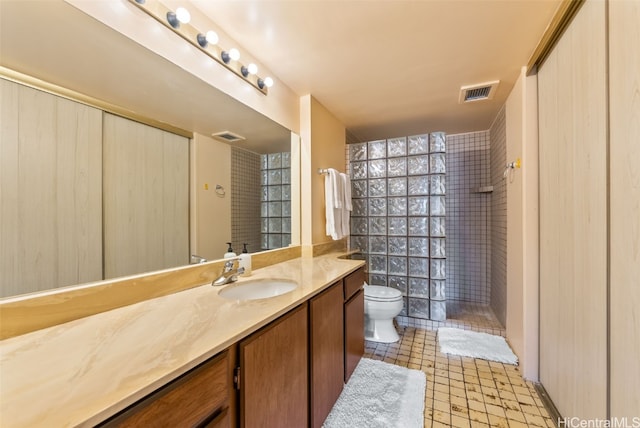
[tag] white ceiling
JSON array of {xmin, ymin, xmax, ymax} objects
[{"xmin": 191, "ymin": 0, "xmax": 561, "ymax": 140}]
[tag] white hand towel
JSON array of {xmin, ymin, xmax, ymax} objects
[
  {"xmin": 325, "ymin": 168, "xmax": 342, "ymax": 240},
  {"xmin": 340, "ymin": 172, "xmax": 351, "ymax": 238}
]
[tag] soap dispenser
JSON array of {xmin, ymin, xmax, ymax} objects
[
  {"xmin": 223, "ymin": 242, "xmax": 237, "ymax": 259},
  {"xmin": 238, "ymin": 243, "xmax": 252, "ymax": 276}
]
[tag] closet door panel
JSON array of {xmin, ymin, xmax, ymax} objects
[
  {"xmin": 609, "ymin": 0, "xmax": 640, "ymax": 417},
  {"xmin": 538, "ymin": 0, "xmax": 607, "ymax": 419},
  {"xmin": 0, "ymin": 80, "xmax": 102, "ymax": 297},
  {"xmin": 103, "ymin": 113, "xmax": 189, "ymax": 279}
]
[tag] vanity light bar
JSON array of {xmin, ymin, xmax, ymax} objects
[{"xmin": 128, "ymin": 0, "xmax": 272, "ymax": 95}]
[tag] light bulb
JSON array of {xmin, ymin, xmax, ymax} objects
[
  {"xmin": 205, "ymin": 31, "xmax": 219, "ymax": 45},
  {"xmin": 264, "ymin": 77, "xmax": 274, "ymax": 88},
  {"xmin": 247, "ymin": 63, "xmax": 258, "ymax": 75},
  {"xmin": 175, "ymin": 7, "xmax": 191, "ymax": 24},
  {"xmin": 229, "ymin": 48, "xmax": 240, "ymax": 61}
]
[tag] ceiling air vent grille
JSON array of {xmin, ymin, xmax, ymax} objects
[
  {"xmin": 212, "ymin": 131, "xmax": 245, "ymax": 143},
  {"xmin": 459, "ymin": 81, "xmax": 500, "ymax": 104}
]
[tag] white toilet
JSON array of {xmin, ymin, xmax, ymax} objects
[{"xmin": 364, "ymin": 285, "xmax": 404, "ymax": 343}]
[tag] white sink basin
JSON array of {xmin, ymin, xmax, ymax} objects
[{"xmin": 218, "ymin": 279, "xmax": 298, "ymax": 301}]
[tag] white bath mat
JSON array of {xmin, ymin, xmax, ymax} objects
[
  {"xmin": 438, "ymin": 327, "xmax": 518, "ymax": 365},
  {"xmin": 322, "ymin": 358, "xmax": 426, "ymax": 428}
]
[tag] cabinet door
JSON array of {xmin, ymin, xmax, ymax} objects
[
  {"xmin": 239, "ymin": 304, "xmax": 308, "ymax": 428},
  {"xmin": 101, "ymin": 349, "xmax": 232, "ymax": 428},
  {"xmin": 310, "ymin": 282, "xmax": 344, "ymax": 428},
  {"xmin": 345, "ymin": 289, "xmax": 364, "ymax": 382}
]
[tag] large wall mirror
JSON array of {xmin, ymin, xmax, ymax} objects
[{"xmin": 0, "ymin": 1, "xmax": 299, "ymax": 298}]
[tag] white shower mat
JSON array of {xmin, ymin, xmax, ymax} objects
[
  {"xmin": 438, "ymin": 327, "xmax": 518, "ymax": 365},
  {"xmin": 322, "ymin": 358, "xmax": 426, "ymax": 428}
]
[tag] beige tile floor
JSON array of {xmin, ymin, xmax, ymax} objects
[{"xmin": 364, "ymin": 307, "xmax": 556, "ymax": 428}]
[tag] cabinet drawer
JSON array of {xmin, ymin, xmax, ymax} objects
[
  {"xmin": 101, "ymin": 350, "xmax": 230, "ymax": 427},
  {"xmin": 344, "ymin": 268, "xmax": 365, "ymax": 301}
]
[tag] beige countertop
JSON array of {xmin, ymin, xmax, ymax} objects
[{"xmin": 0, "ymin": 254, "xmax": 364, "ymax": 428}]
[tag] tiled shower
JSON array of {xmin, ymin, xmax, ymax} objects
[
  {"xmin": 348, "ymin": 133, "xmax": 448, "ymax": 321},
  {"xmin": 348, "ymin": 127, "xmax": 506, "ymax": 325}
]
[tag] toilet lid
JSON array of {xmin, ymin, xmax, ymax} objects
[{"xmin": 364, "ymin": 285, "xmax": 403, "ymax": 301}]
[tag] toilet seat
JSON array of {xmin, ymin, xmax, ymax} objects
[{"xmin": 364, "ymin": 285, "xmax": 403, "ymax": 302}]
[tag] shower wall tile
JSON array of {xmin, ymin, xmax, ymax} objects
[
  {"xmin": 409, "ymin": 298, "xmax": 430, "ymax": 318},
  {"xmin": 407, "ymin": 155, "xmax": 429, "ymax": 175},
  {"xmin": 387, "ymin": 138, "xmax": 407, "ymax": 157},
  {"xmin": 388, "ymin": 217, "xmax": 407, "ymax": 235},
  {"xmin": 408, "ymin": 134, "xmax": 429, "ymax": 155},
  {"xmin": 389, "ymin": 276, "xmax": 408, "ymax": 295},
  {"xmin": 232, "ymin": 148, "xmax": 262, "ymax": 254},
  {"xmin": 388, "ymin": 177, "xmax": 407, "ymax": 195},
  {"xmin": 368, "ymin": 159, "xmax": 387, "ymax": 178},
  {"xmin": 409, "ymin": 217, "xmax": 428, "ymax": 236},
  {"xmin": 409, "ymin": 277, "xmax": 430, "ymax": 298},
  {"xmin": 490, "ymin": 108, "xmax": 507, "ymax": 326},
  {"xmin": 446, "ymin": 131, "xmax": 491, "ymax": 304},
  {"xmin": 368, "ymin": 140, "xmax": 387, "ymax": 159},
  {"xmin": 408, "ymin": 176, "xmax": 429, "ymax": 195},
  {"xmin": 430, "ymin": 132, "xmax": 446, "ymax": 153},
  {"xmin": 430, "ymin": 300, "xmax": 446, "ymax": 321}
]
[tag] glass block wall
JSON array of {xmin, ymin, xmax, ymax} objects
[
  {"xmin": 260, "ymin": 152, "xmax": 292, "ymax": 250},
  {"xmin": 349, "ymin": 133, "xmax": 447, "ymax": 321}
]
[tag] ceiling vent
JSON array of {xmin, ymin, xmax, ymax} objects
[
  {"xmin": 459, "ymin": 81, "xmax": 500, "ymax": 104},
  {"xmin": 211, "ymin": 131, "xmax": 246, "ymax": 143}
]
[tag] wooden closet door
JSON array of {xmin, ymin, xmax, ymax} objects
[
  {"xmin": 0, "ymin": 80, "xmax": 102, "ymax": 297},
  {"xmin": 103, "ymin": 113, "xmax": 189, "ymax": 279},
  {"xmin": 537, "ymin": 0, "xmax": 607, "ymax": 418}
]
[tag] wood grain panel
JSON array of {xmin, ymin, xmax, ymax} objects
[
  {"xmin": 310, "ymin": 282, "xmax": 344, "ymax": 428},
  {"xmin": 609, "ymin": 0, "xmax": 640, "ymax": 417},
  {"xmin": 239, "ymin": 304, "xmax": 308, "ymax": 428},
  {"xmin": 0, "ymin": 79, "xmax": 102, "ymax": 297},
  {"xmin": 101, "ymin": 349, "xmax": 231, "ymax": 427},
  {"xmin": 538, "ymin": 0, "xmax": 607, "ymax": 418},
  {"xmin": 344, "ymin": 267, "xmax": 364, "ymax": 301},
  {"xmin": 103, "ymin": 113, "xmax": 189, "ymax": 279},
  {"xmin": 344, "ymin": 288, "xmax": 364, "ymax": 382}
]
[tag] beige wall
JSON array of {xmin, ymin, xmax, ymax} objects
[
  {"xmin": 191, "ymin": 133, "xmax": 232, "ymax": 261},
  {"xmin": 503, "ymin": 67, "xmax": 539, "ymax": 381},
  {"xmin": 300, "ymin": 95, "xmax": 347, "ymax": 248},
  {"xmin": 609, "ymin": 0, "xmax": 640, "ymax": 417}
]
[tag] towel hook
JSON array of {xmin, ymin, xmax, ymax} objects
[{"xmin": 215, "ymin": 184, "xmax": 225, "ymax": 196}]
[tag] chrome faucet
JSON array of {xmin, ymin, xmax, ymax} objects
[{"xmin": 212, "ymin": 259, "xmax": 245, "ymax": 286}]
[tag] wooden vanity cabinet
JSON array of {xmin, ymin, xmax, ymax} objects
[
  {"xmin": 310, "ymin": 281, "xmax": 345, "ymax": 428},
  {"xmin": 344, "ymin": 267, "xmax": 365, "ymax": 382},
  {"xmin": 238, "ymin": 303, "xmax": 309, "ymax": 428},
  {"xmin": 100, "ymin": 346, "xmax": 236, "ymax": 428}
]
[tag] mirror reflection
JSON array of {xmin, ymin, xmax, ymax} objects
[{"xmin": 0, "ymin": 1, "xmax": 296, "ymax": 298}]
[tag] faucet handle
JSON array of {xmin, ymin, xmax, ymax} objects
[{"xmin": 223, "ymin": 258, "xmax": 238, "ymax": 272}]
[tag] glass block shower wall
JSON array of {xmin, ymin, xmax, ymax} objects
[
  {"xmin": 260, "ymin": 152, "xmax": 292, "ymax": 250},
  {"xmin": 349, "ymin": 133, "xmax": 447, "ymax": 321}
]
